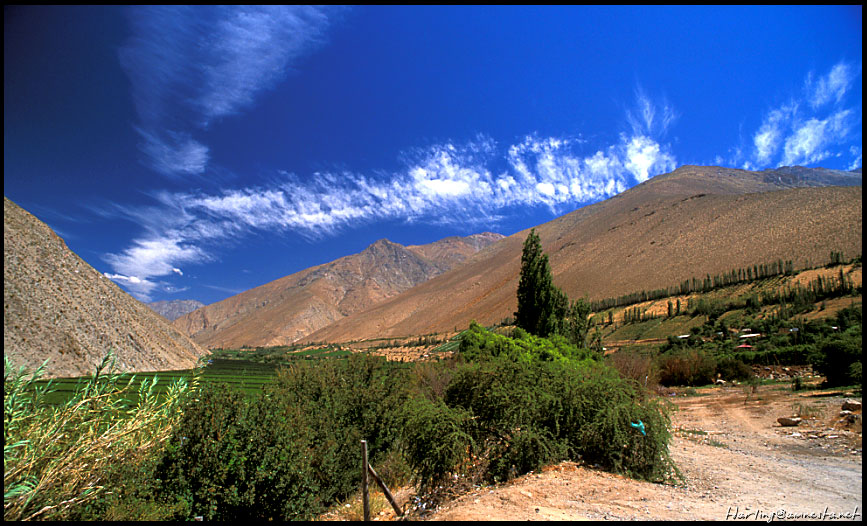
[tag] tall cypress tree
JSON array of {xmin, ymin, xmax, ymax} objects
[{"xmin": 515, "ymin": 229, "xmax": 569, "ymax": 337}]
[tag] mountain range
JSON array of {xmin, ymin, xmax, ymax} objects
[
  {"xmin": 4, "ymin": 165, "xmax": 861, "ymax": 375},
  {"xmin": 172, "ymin": 232, "xmax": 503, "ymax": 348},
  {"xmin": 302, "ymin": 165, "xmax": 861, "ymax": 343},
  {"xmin": 4, "ymin": 197, "xmax": 207, "ymax": 378}
]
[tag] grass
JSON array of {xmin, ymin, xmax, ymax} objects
[
  {"xmin": 677, "ymin": 428, "xmax": 708, "ymax": 436},
  {"xmin": 327, "ymin": 489, "xmax": 396, "ymax": 521},
  {"xmin": 681, "ymin": 387, "xmax": 708, "ymax": 397},
  {"xmin": 603, "ymin": 314, "xmax": 707, "ymax": 342},
  {"xmin": 29, "ymin": 358, "xmax": 275, "ymax": 405},
  {"xmin": 791, "ymin": 402, "xmax": 823, "ymax": 419},
  {"xmin": 31, "ymin": 345, "xmax": 367, "ymax": 408}
]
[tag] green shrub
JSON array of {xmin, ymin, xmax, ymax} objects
[
  {"xmin": 441, "ymin": 326, "xmax": 678, "ymax": 484},
  {"xmin": 458, "ymin": 321, "xmax": 596, "ymax": 364},
  {"xmin": 657, "ymin": 348, "xmax": 716, "ymax": 386},
  {"xmin": 486, "ymin": 426, "xmax": 566, "ymax": 482},
  {"xmin": 156, "ymin": 383, "xmax": 320, "ymax": 521},
  {"xmin": 4, "ymin": 354, "xmax": 194, "ymax": 522},
  {"xmin": 156, "ymin": 354, "xmax": 412, "ymax": 521},
  {"xmin": 809, "ymin": 325, "xmax": 862, "ymax": 387},
  {"xmin": 270, "ymin": 354, "xmax": 410, "ymax": 502},
  {"xmin": 571, "ymin": 388, "xmax": 676, "ymax": 481},
  {"xmin": 400, "ymin": 396, "xmax": 474, "ymax": 490},
  {"xmin": 715, "ymin": 356, "xmax": 753, "ymax": 382}
]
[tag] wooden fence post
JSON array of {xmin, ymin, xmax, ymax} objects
[
  {"xmin": 360, "ymin": 439, "xmax": 403, "ymax": 520},
  {"xmin": 361, "ymin": 439, "xmax": 370, "ymax": 521},
  {"xmin": 368, "ymin": 463, "xmax": 403, "ymax": 518}
]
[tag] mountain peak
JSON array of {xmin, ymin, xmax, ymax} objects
[
  {"xmin": 371, "ymin": 237, "xmax": 396, "ymax": 246},
  {"xmin": 174, "ymin": 230, "xmax": 503, "ymax": 348}
]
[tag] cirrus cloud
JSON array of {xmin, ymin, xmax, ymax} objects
[
  {"xmin": 104, "ymin": 91, "xmax": 678, "ymax": 301},
  {"xmin": 743, "ymin": 61, "xmax": 861, "ymax": 170},
  {"xmin": 119, "ymin": 5, "xmax": 336, "ymax": 178}
]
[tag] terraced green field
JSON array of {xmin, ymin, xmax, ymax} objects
[
  {"xmin": 30, "ymin": 358, "xmax": 278, "ymax": 405},
  {"xmin": 29, "ymin": 342, "xmax": 366, "ymax": 405}
]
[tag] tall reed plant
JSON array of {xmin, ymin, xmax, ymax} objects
[{"xmin": 4, "ymin": 353, "xmax": 196, "ymax": 521}]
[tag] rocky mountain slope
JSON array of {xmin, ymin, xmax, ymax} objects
[
  {"xmin": 173, "ymin": 232, "xmax": 503, "ymax": 348},
  {"xmin": 4, "ymin": 197, "xmax": 207, "ymax": 378},
  {"xmin": 147, "ymin": 299, "xmax": 206, "ymax": 321},
  {"xmin": 305, "ymin": 165, "xmax": 862, "ymax": 343}
]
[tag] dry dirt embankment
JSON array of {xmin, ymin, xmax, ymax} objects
[{"xmin": 411, "ymin": 385, "xmax": 862, "ymax": 521}]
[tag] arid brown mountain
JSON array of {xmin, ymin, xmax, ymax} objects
[
  {"xmin": 147, "ymin": 299, "xmax": 206, "ymax": 321},
  {"xmin": 305, "ymin": 165, "xmax": 862, "ymax": 343},
  {"xmin": 173, "ymin": 232, "xmax": 504, "ymax": 348},
  {"xmin": 4, "ymin": 197, "xmax": 207, "ymax": 378}
]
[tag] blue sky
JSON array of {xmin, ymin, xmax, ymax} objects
[{"xmin": 4, "ymin": 6, "xmax": 862, "ymax": 304}]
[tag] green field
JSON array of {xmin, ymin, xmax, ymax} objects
[
  {"xmin": 31, "ymin": 358, "xmax": 278, "ymax": 405},
  {"xmin": 29, "ymin": 342, "xmax": 365, "ymax": 405}
]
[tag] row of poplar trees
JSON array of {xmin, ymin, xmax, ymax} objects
[{"xmin": 514, "ymin": 228, "xmax": 593, "ymax": 347}]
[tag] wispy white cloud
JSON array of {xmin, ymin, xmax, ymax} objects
[
  {"xmin": 203, "ymin": 284, "xmax": 248, "ymax": 295},
  {"xmin": 752, "ymin": 103, "xmax": 798, "ymax": 166},
  {"xmin": 105, "ymin": 92, "xmax": 678, "ymax": 300},
  {"xmin": 626, "ymin": 86, "xmax": 678, "ymax": 139},
  {"xmin": 120, "ymin": 5, "xmax": 335, "ymax": 177},
  {"xmin": 196, "ymin": 6, "xmax": 331, "ymax": 123},
  {"xmin": 103, "ymin": 272, "xmax": 158, "ymax": 301},
  {"xmin": 137, "ymin": 128, "xmax": 210, "ymax": 177},
  {"xmin": 103, "ymin": 233, "xmax": 210, "ymax": 301},
  {"xmin": 807, "ymin": 62, "xmax": 856, "ymax": 109},
  {"xmin": 849, "ymin": 146, "xmax": 862, "ymax": 171},
  {"xmin": 781, "ymin": 110, "xmax": 854, "ymax": 166},
  {"xmin": 743, "ymin": 61, "xmax": 861, "ymax": 170},
  {"xmin": 621, "ymin": 88, "xmax": 677, "ymax": 182},
  {"xmin": 622, "ymin": 135, "xmax": 676, "ymax": 183}
]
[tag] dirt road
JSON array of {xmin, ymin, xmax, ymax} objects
[{"xmin": 414, "ymin": 385, "xmax": 862, "ymax": 521}]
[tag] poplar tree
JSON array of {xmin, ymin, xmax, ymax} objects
[{"xmin": 515, "ymin": 229, "xmax": 569, "ymax": 338}]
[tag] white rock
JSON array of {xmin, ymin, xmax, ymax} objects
[{"xmin": 841, "ymin": 399, "xmax": 861, "ymax": 411}]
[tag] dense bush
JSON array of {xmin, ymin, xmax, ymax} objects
[
  {"xmin": 400, "ymin": 396, "xmax": 475, "ymax": 490},
  {"xmin": 714, "ymin": 356, "xmax": 753, "ymax": 382},
  {"xmin": 271, "ymin": 354, "xmax": 411, "ymax": 502},
  {"xmin": 809, "ymin": 324, "xmax": 862, "ymax": 388},
  {"xmin": 155, "ymin": 354, "xmax": 412, "ymax": 521},
  {"xmin": 156, "ymin": 384, "xmax": 319, "ymax": 520},
  {"xmin": 656, "ymin": 348, "xmax": 717, "ymax": 386},
  {"xmin": 458, "ymin": 322, "xmax": 597, "ymax": 364},
  {"xmin": 729, "ymin": 344, "xmax": 813, "ymax": 366},
  {"xmin": 408, "ymin": 323, "xmax": 680, "ymax": 485}
]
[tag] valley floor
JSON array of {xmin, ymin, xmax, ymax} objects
[{"xmin": 359, "ymin": 384, "xmax": 862, "ymax": 521}]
